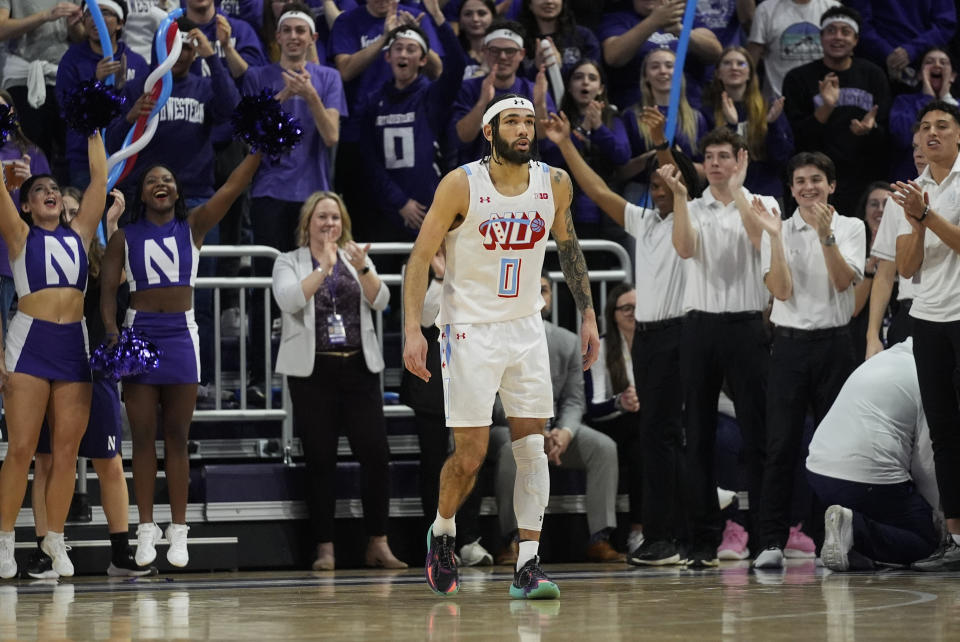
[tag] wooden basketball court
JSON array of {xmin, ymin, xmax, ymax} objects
[{"xmin": 0, "ymin": 560, "xmax": 955, "ymax": 639}]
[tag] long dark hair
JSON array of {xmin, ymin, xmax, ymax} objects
[
  {"xmin": 519, "ymin": 0, "xmax": 576, "ymax": 57},
  {"xmin": 130, "ymin": 164, "xmax": 188, "ymax": 223},
  {"xmin": 559, "ymin": 59, "xmax": 617, "ymax": 129},
  {"xmin": 18, "ymin": 173, "xmax": 65, "ymax": 226},
  {"xmin": 457, "ymin": 0, "xmax": 497, "ymax": 55},
  {"xmin": 603, "ymin": 282, "xmax": 634, "ymax": 395},
  {"xmin": 0, "ymin": 89, "xmax": 37, "ymax": 156}
]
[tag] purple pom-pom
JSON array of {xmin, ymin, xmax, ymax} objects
[
  {"xmin": 0, "ymin": 103, "xmax": 19, "ymax": 143},
  {"xmin": 90, "ymin": 328, "xmax": 162, "ymax": 380},
  {"xmin": 62, "ymin": 80, "xmax": 126, "ymax": 137},
  {"xmin": 232, "ymin": 90, "xmax": 304, "ymax": 159}
]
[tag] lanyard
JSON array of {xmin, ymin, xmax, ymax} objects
[{"xmin": 326, "ymin": 260, "xmax": 340, "ymax": 315}]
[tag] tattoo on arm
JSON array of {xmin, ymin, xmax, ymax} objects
[{"xmin": 556, "ymin": 207, "xmax": 594, "ymax": 313}]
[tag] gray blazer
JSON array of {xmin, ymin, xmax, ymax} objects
[{"xmin": 272, "ymin": 246, "xmax": 390, "ymax": 376}]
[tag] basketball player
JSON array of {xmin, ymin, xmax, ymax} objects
[{"xmin": 403, "ymin": 93, "xmax": 600, "ymax": 599}]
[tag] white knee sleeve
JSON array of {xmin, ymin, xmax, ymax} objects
[{"xmin": 512, "ymin": 434, "xmax": 549, "ymax": 531}]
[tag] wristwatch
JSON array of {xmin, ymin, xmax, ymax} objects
[
  {"xmin": 822, "ymin": 234, "xmax": 836, "ymax": 247},
  {"xmin": 360, "ymin": 266, "xmax": 371, "ymax": 275}
]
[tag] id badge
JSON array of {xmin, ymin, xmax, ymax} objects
[{"xmin": 327, "ymin": 313, "xmax": 347, "ymax": 345}]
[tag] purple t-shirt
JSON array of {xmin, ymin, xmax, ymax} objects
[
  {"xmin": 328, "ymin": 3, "xmax": 444, "ymax": 139},
  {"xmin": 241, "ymin": 63, "xmax": 348, "ymax": 201},
  {"xmin": 0, "ymin": 143, "xmax": 51, "ymax": 278}
]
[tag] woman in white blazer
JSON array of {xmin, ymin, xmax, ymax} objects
[{"xmin": 272, "ymin": 191, "xmax": 406, "ymax": 572}]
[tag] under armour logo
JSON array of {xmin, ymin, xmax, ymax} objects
[
  {"xmin": 480, "ymin": 196, "xmax": 491, "ymax": 203},
  {"xmin": 513, "ymin": 98, "xmax": 523, "ymax": 105},
  {"xmin": 456, "ymin": 333, "xmax": 467, "ymax": 340}
]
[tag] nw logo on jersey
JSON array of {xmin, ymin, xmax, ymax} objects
[
  {"xmin": 144, "ymin": 237, "xmax": 180, "ymax": 285},
  {"xmin": 44, "ymin": 236, "xmax": 81, "ymax": 286},
  {"xmin": 478, "ymin": 212, "xmax": 547, "ymax": 250},
  {"xmin": 107, "ymin": 435, "xmax": 116, "ymax": 451}
]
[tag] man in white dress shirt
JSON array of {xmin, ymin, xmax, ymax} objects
[
  {"xmin": 892, "ymin": 99, "xmax": 960, "ymax": 571},
  {"xmin": 660, "ymin": 127, "xmax": 779, "ymax": 568},
  {"xmin": 751, "ymin": 151, "xmax": 865, "ymax": 569},
  {"xmin": 864, "ymin": 131, "xmax": 926, "ymax": 359},
  {"xmin": 543, "ymin": 111, "xmax": 702, "ymax": 566}
]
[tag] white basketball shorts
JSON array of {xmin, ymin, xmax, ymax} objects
[{"xmin": 439, "ymin": 312, "xmax": 553, "ymax": 427}]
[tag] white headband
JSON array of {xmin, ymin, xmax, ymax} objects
[
  {"xmin": 483, "ymin": 28, "xmax": 524, "ymax": 49},
  {"xmin": 278, "ymin": 11, "xmax": 316, "ymax": 35},
  {"xmin": 84, "ymin": 0, "xmax": 124, "ymax": 19},
  {"xmin": 387, "ymin": 29, "xmax": 428, "ymax": 54},
  {"xmin": 482, "ymin": 96, "xmax": 535, "ymax": 127},
  {"xmin": 821, "ymin": 16, "xmax": 859, "ymax": 35}
]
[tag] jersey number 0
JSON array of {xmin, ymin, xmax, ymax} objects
[{"xmin": 498, "ymin": 257, "xmax": 521, "ymax": 298}]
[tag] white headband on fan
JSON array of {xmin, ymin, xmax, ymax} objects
[
  {"xmin": 483, "ymin": 28, "xmax": 524, "ymax": 48},
  {"xmin": 388, "ymin": 29, "xmax": 428, "ymax": 53},
  {"xmin": 84, "ymin": 0, "xmax": 124, "ymax": 19},
  {"xmin": 821, "ymin": 16, "xmax": 859, "ymax": 34},
  {"xmin": 278, "ymin": 11, "xmax": 316, "ymax": 35},
  {"xmin": 482, "ymin": 96, "xmax": 535, "ymax": 127}
]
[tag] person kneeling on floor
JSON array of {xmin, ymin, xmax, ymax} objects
[{"xmin": 805, "ymin": 338, "xmax": 942, "ymax": 571}]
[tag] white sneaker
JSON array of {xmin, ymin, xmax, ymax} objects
[
  {"xmin": 41, "ymin": 532, "xmax": 74, "ymax": 577},
  {"xmin": 135, "ymin": 523, "xmax": 163, "ymax": 566},
  {"xmin": 458, "ymin": 538, "xmax": 493, "ymax": 566},
  {"xmin": 166, "ymin": 523, "xmax": 190, "ymax": 567},
  {"xmin": 0, "ymin": 531, "xmax": 16, "ymax": 579},
  {"xmin": 753, "ymin": 546, "xmax": 784, "ymax": 569},
  {"xmin": 627, "ymin": 530, "xmax": 645, "ymax": 555},
  {"xmin": 822, "ymin": 505, "xmax": 854, "ymax": 572}
]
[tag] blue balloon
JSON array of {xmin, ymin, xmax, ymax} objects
[
  {"xmin": 664, "ymin": 0, "xmax": 697, "ymax": 146},
  {"xmin": 85, "ymin": 2, "xmax": 116, "ymax": 86}
]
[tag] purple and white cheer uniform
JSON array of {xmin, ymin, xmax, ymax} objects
[
  {"xmin": 122, "ymin": 217, "xmax": 201, "ymax": 384},
  {"xmin": 5, "ymin": 225, "xmax": 90, "ymax": 381}
]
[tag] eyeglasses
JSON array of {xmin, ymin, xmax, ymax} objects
[
  {"xmin": 487, "ymin": 46, "xmax": 523, "ymax": 58},
  {"xmin": 615, "ymin": 304, "xmax": 635, "ymax": 314}
]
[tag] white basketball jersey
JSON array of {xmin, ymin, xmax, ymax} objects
[{"xmin": 438, "ymin": 160, "xmax": 556, "ymax": 324}]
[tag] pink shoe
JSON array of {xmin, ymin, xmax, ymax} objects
[
  {"xmin": 717, "ymin": 520, "xmax": 750, "ymax": 560},
  {"xmin": 784, "ymin": 523, "xmax": 816, "ymax": 558}
]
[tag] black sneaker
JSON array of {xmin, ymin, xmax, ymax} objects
[
  {"xmin": 627, "ymin": 539, "xmax": 681, "ymax": 566},
  {"xmin": 107, "ymin": 547, "xmax": 157, "ymax": 577},
  {"xmin": 425, "ymin": 526, "xmax": 459, "ymax": 595},
  {"xmin": 911, "ymin": 540, "xmax": 960, "ymax": 572},
  {"xmin": 509, "ymin": 556, "xmax": 559, "ymax": 600},
  {"xmin": 24, "ymin": 548, "xmax": 57, "ymax": 580},
  {"xmin": 685, "ymin": 546, "xmax": 719, "ymax": 569}
]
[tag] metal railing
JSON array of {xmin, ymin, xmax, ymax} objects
[{"xmin": 189, "ymin": 239, "xmax": 632, "ymax": 465}]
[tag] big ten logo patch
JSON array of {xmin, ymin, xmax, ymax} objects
[{"xmin": 478, "ymin": 212, "xmax": 547, "ymax": 250}]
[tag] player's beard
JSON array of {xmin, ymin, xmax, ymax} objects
[{"xmin": 492, "ymin": 131, "xmax": 533, "ymax": 165}]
